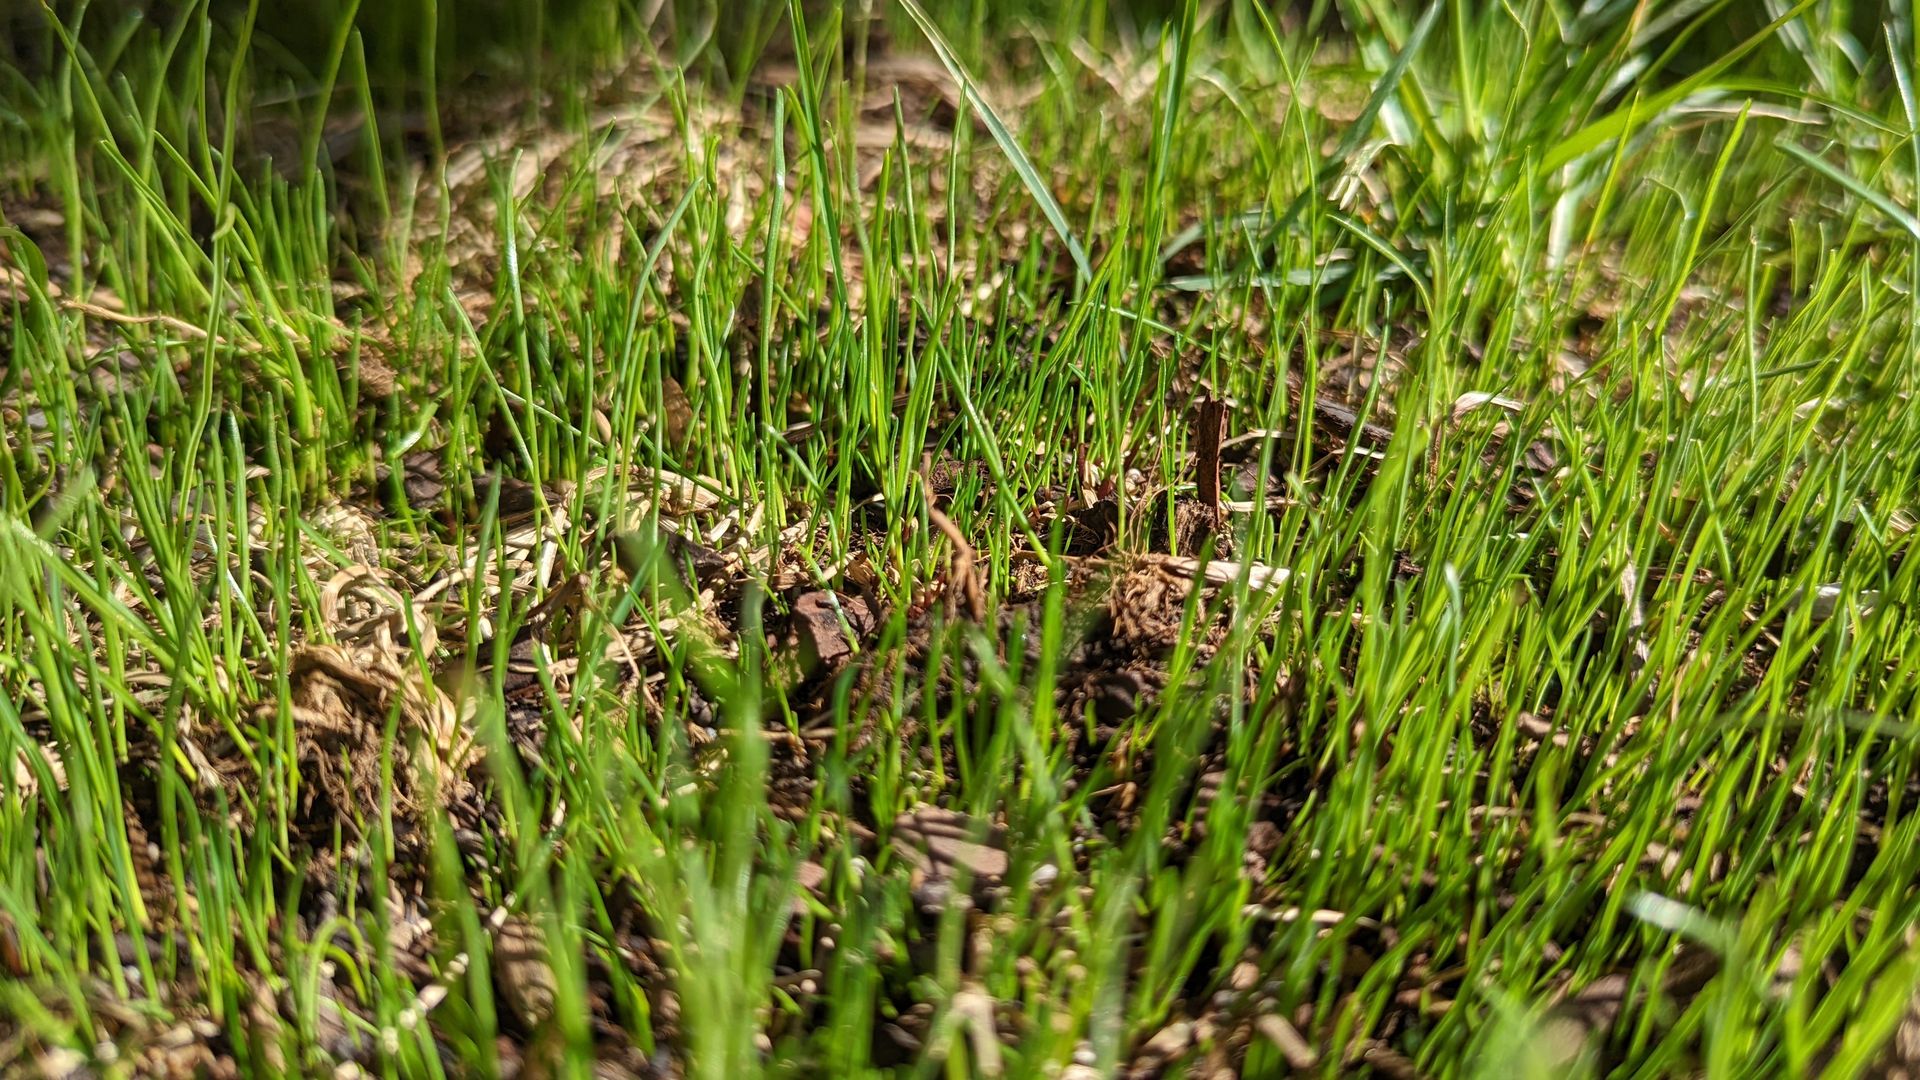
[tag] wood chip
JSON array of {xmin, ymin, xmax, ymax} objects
[
  {"xmin": 1255, "ymin": 1013, "xmax": 1318, "ymax": 1071},
  {"xmin": 788, "ymin": 590, "xmax": 881, "ymax": 672},
  {"xmin": 1137, "ymin": 1020, "xmax": 1193, "ymax": 1065},
  {"xmin": 791, "ymin": 859, "xmax": 829, "ymax": 916},
  {"xmin": 1195, "ymin": 394, "xmax": 1227, "ymax": 516},
  {"xmin": 892, "ymin": 806, "xmax": 1008, "ymax": 912},
  {"xmin": 1154, "ymin": 554, "xmax": 1290, "ymax": 592},
  {"xmin": 494, "ymin": 917, "xmax": 558, "ymax": 1029}
]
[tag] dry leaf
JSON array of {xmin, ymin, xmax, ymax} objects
[
  {"xmin": 1537, "ymin": 945, "xmax": 1720, "ymax": 1068},
  {"xmin": 0, "ymin": 911, "xmax": 24, "ymax": 976},
  {"xmin": 662, "ymin": 375, "xmax": 694, "ymax": 447}
]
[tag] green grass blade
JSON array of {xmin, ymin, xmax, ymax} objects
[{"xmin": 897, "ymin": 0, "xmax": 1092, "ymax": 286}]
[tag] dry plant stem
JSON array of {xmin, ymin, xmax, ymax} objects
[{"xmin": 924, "ymin": 456, "xmax": 986, "ymax": 622}]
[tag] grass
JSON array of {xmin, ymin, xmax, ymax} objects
[{"xmin": 4, "ymin": 0, "xmax": 1920, "ymax": 1076}]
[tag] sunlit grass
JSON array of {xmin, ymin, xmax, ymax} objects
[{"xmin": 4, "ymin": 1, "xmax": 1920, "ymax": 1076}]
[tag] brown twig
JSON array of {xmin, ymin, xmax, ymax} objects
[{"xmin": 922, "ymin": 454, "xmax": 986, "ymax": 622}]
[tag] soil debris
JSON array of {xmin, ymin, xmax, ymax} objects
[{"xmin": 209, "ymin": 642, "xmax": 475, "ymax": 841}]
